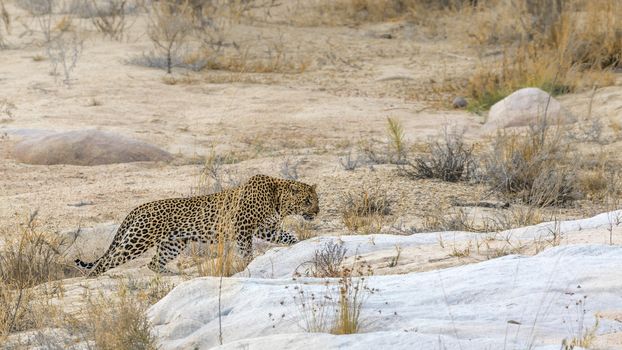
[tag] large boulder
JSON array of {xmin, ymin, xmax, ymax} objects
[
  {"xmin": 12, "ymin": 129, "xmax": 173, "ymax": 166},
  {"xmin": 485, "ymin": 87, "xmax": 575, "ymax": 130}
]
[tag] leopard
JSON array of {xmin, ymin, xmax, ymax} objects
[{"xmin": 75, "ymin": 174, "xmax": 319, "ymax": 276}]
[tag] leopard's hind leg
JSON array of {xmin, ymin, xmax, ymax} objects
[
  {"xmin": 148, "ymin": 236, "xmax": 188, "ymax": 273},
  {"xmin": 78, "ymin": 214, "xmax": 157, "ymax": 276}
]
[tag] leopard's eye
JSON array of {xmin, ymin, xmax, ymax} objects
[{"xmin": 305, "ymin": 197, "xmax": 312, "ymax": 205}]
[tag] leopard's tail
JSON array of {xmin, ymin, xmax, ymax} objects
[
  {"xmin": 74, "ymin": 259, "xmax": 95, "ymax": 269},
  {"xmin": 74, "ymin": 216, "xmax": 133, "ymax": 275}
]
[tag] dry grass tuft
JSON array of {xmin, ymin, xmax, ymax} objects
[
  {"xmin": 486, "ymin": 205, "xmax": 543, "ymax": 231},
  {"xmin": 421, "ymin": 207, "xmax": 482, "ymax": 233},
  {"xmin": 293, "ymin": 250, "xmax": 374, "ymax": 335},
  {"xmin": 341, "ymin": 187, "xmax": 392, "ymax": 233},
  {"xmin": 300, "ymin": 0, "xmax": 473, "ymax": 25},
  {"xmin": 82, "ymin": 283, "xmax": 159, "ymax": 350},
  {"xmin": 332, "ymin": 270, "xmax": 368, "ymax": 334}
]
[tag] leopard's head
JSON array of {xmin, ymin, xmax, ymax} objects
[{"xmin": 280, "ymin": 181, "xmax": 319, "ymax": 220}]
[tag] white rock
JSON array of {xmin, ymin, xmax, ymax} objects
[
  {"xmin": 486, "ymin": 88, "xmax": 575, "ymax": 130},
  {"xmin": 238, "ymin": 209, "xmax": 622, "ymax": 279},
  {"xmin": 149, "ymin": 244, "xmax": 620, "ymax": 350}
]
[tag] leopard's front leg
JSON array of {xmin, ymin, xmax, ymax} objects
[{"xmin": 255, "ymin": 221, "xmax": 298, "ymax": 245}]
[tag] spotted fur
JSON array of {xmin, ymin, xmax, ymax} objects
[{"xmin": 75, "ymin": 175, "xmax": 319, "ymax": 276}]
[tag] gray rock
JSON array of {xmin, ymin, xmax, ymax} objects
[
  {"xmin": 485, "ymin": 87, "xmax": 575, "ymax": 130},
  {"xmin": 452, "ymin": 96, "xmax": 468, "ymax": 109},
  {"xmin": 60, "ymin": 222, "xmax": 119, "ymax": 260},
  {"xmin": 12, "ymin": 129, "xmax": 173, "ymax": 165}
]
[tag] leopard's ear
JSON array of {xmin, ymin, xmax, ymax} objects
[{"xmin": 311, "ymin": 184, "xmax": 317, "ymax": 191}]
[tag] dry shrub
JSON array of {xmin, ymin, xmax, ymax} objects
[
  {"xmin": 464, "ymin": 0, "xmax": 620, "ymax": 111},
  {"xmin": 577, "ymin": 150, "xmax": 622, "ymax": 202},
  {"xmin": 357, "ymin": 137, "xmax": 391, "ymax": 165},
  {"xmin": 89, "ymin": 0, "xmax": 128, "ymax": 40},
  {"xmin": 0, "ymin": 0, "xmax": 9, "ymax": 48},
  {"xmin": 482, "ymin": 122, "xmax": 578, "ymax": 207},
  {"xmin": 194, "ymin": 149, "xmax": 240, "ymax": 195},
  {"xmin": 0, "ymin": 213, "xmax": 76, "ymax": 338},
  {"xmin": 341, "ymin": 187, "xmax": 392, "ymax": 233},
  {"xmin": 137, "ymin": 0, "xmax": 306, "ymax": 74},
  {"xmin": 146, "ymin": 0, "xmax": 193, "ymax": 73},
  {"xmin": 338, "ymin": 151, "xmax": 360, "ymax": 171},
  {"xmin": 300, "ymin": 240, "xmax": 348, "ymax": 278},
  {"xmin": 400, "ymin": 129, "xmax": 474, "ymax": 182},
  {"xmin": 204, "ymin": 46, "xmax": 310, "ymax": 74},
  {"xmin": 190, "ymin": 0, "xmax": 291, "ymax": 74}
]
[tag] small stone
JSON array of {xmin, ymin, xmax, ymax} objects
[
  {"xmin": 452, "ymin": 96, "xmax": 468, "ymax": 109},
  {"xmin": 380, "ymin": 33, "xmax": 393, "ymax": 39}
]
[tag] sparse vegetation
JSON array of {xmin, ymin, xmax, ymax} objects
[
  {"xmin": 2, "ymin": 0, "xmax": 622, "ymax": 347},
  {"xmin": 388, "ymin": 245, "xmax": 401, "ymax": 267},
  {"xmin": 421, "ymin": 207, "xmax": 481, "ymax": 233},
  {"xmin": 287, "ymin": 218, "xmax": 318, "ymax": 241},
  {"xmin": 561, "ymin": 297, "xmax": 599, "ymax": 350},
  {"xmin": 18, "ymin": 0, "xmax": 57, "ymax": 43},
  {"xmin": 487, "ymin": 205, "xmax": 543, "ymax": 231},
  {"xmin": 332, "ymin": 268, "xmax": 368, "ymax": 334},
  {"xmin": 186, "ymin": 236, "xmax": 248, "ymax": 277},
  {"xmin": 449, "ymin": 241, "xmax": 471, "ymax": 258}
]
